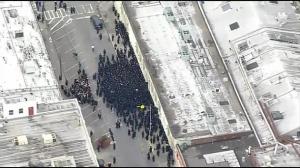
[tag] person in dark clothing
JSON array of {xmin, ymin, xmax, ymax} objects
[
  {"xmin": 90, "ymin": 131, "xmax": 93, "ymax": 137},
  {"xmin": 152, "ymin": 155, "xmax": 155, "ymax": 162},
  {"xmin": 97, "ymin": 145, "xmax": 100, "ymax": 152},
  {"xmin": 98, "ymin": 113, "xmax": 102, "ymax": 119},
  {"xmin": 141, "ymin": 131, "xmax": 144, "ymax": 138},
  {"xmin": 95, "ymin": 16, "xmax": 172, "ymax": 162},
  {"xmin": 128, "ymin": 129, "xmax": 131, "ymax": 136},
  {"xmin": 147, "ymin": 152, "xmax": 150, "ymax": 160},
  {"xmin": 113, "ymin": 157, "xmax": 116, "ymax": 164},
  {"xmin": 113, "ymin": 142, "xmax": 116, "ymax": 150},
  {"xmin": 111, "ymin": 135, "xmax": 115, "ymax": 142},
  {"xmin": 156, "ymin": 150, "xmax": 160, "ymax": 157},
  {"xmin": 167, "ymin": 160, "xmax": 171, "ymax": 167},
  {"xmin": 63, "ymin": 2, "xmax": 67, "ymax": 11}
]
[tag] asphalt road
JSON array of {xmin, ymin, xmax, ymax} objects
[{"xmin": 34, "ymin": 1, "xmax": 170, "ymax": 167}]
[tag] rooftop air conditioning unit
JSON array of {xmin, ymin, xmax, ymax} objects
[
  {"xmin": 14, "ymin": 135, "xmax": 28, "ymax": 145},
  {"xmin": 42, "ymin": 133, "xmax": 57, "ymax": 145}
]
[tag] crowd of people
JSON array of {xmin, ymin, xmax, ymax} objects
[
  {"xmin": 61, "ymin": 64, "xmax": 97, "ymax": 107},
  {"xmin": 94, "ymin": 5, "xmax": 175, "ymax": 167},
  {"xmin": 53, "ymin": 2, "xmax": 175, "ymax": 166}
]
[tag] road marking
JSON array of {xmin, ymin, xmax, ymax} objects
[
  {"xmin": 81, "ymin": 5, "xmax": 86, "ymax": 13},
  {"xmin": 65, "ymin": 63, "xmax": 78, "ymax": 72},
  {"xmin": 73, "ymin": 15, "xmax": 91, "ymax": 20},
  {"xmin": 85, "ymin": 110, "xmax": 97, "ymax": 118},
  {"xmin": 49, "ymin": 10, "xmax": 55, "ymax": 19},
  {"xmin": 69, "ymin": 73, "xmax": 78, "ymax": 81},
  {"xmin": 53, "ymin": 28, "xmax": 76, "ymax": 41},
  {"xmin": 85, "ymin": 4, "xmax": 93, "ymax": 13},
  {"xmin": 89, "ymin": 4, "xmax": 94, "ymax": 12},
  {"xmin": 50, "ymin": 17, "xmax": 64, "ymax": 31},
  {"xmin": 51, "ymin": 18, "xmax": 72, "ymax": 34},
  {"xmin": 59, "ymin": 8, "xmax": 67, "ymax": 17},
  {"xmin": 77, "ymin": 6, "xmax": 83, "ymax": 14},
  {"xmin": 44, "ymin": 11, "xmax": 50, "ymax": 20},
  {"xmin": 48, "ymin": 10, "xmax": 55, "ymax": 19},
  {"xmin": 48, "ymin": 18, "xmax": 55, "ymax": 24},
  {"xmin": 63, "ymin": 47, "xmax": 74, "ymax": 54}
]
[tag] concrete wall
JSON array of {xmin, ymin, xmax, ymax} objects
[{"xmin": 114, "ymin": 1, "xmax": 186, "ymax": 166}]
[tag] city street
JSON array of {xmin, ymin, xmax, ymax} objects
[{"xmin": 33, "ymin": 1, "xmax": 170, "ymax": 167}]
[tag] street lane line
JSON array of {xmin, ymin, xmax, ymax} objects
[
  {"xmin": 63, "ymin": 47, "xmax": 74, "ymax": 54},
  {"xmin": 51, "ymin": 18, "xmax": 73, "ymax": 34},
  {"xmin": 48, "ymin": 10, "xmax": 55, "ymax": 19},
  {"xmin": 65, "ymin": 63, "xmax": 78, "ymax": 72},
  {"xmin": 59, "ymin": 8, "xmax": 67, "ymax": 17},
  {"xmin": 76, "ymin": 6, "xmax": 83, "ymax": 14},
  {"xmin": 85, "ymin": 4, "xmax": 91, "ymax": 13},
  {"xmin": 44, "ymin": 11, "xmax": 50, "ymax": 20},
  {"xmin": 73, "ymin": 16, "xmax": 91, "ymax": 20},
  {"xmin": 48, "ymin": 18, "xmax": 55, "ymax": 24},
  {"xmin": 85, "ymin": 110, "xmax": 97, "ymax": 119},
  {"xmin": 69, "ymin": 73, "xmax": 78, "ymax": 80},
  {"xmin": 89, "ymin": 4, "xmax": 94, "ymax": 12},
  {"xmin": 51, "ymin": 10, "xmax": 58, "ymax": 19},
  {"xmin": 50, "ymin": 17, "xmax": 64, "ymax": 31},
  {"xmin": 53, "ymin": 28, "xmax": 76, "ymax": 41},
  {"xmin": 81, "ymin": 5, "xmax": 86, "ymax": 13}
]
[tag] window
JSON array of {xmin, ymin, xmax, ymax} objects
[
  {"xmin": 9, "ymin": 110, "xmax": 13, "ymax": 115},
  {"xmin": 229, "ymin": 22, "xmax": 240, "ymax": 31},
  {"xmin": 19, "ymin": 108, "xmax": 23, "ymax": 114}
]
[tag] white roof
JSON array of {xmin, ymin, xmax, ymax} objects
[
  {"xmin": 125, "ymin": 1, "xmax": 251, "ymax": 139},
  {"xmin": 0, "ymin": 2, "xmax": 60, "ymax": 103},
  {"xmin": 0, "ymin": 99, "xmax": 98, "ymax": 167},
  {"xmin": 203, "ymin": 1, "xmax": 300, "ymax": 136}
]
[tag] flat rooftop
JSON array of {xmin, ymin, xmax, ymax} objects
[
  {"xmin": 0, "ymin": 1, "xmax": 60, "ymax": 102},
  {"xmin": 181, "ymin": 134, "xmax": 258, "ymax": 167},
  {"xmin": 124, "ymin": 1, "xmax": 251, "ymax": 139},
  {"xmin": 202, "ymin": 1, "xmax": 300, "ymax": 137},
  {"xmin": 252, "ymin": 143, "xmax": 300, "ymax": 167},
  {"xmin": 0, "ymin": 99, "xmax": 98, "ymax": 167}
]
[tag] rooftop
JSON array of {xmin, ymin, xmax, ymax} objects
[
  {"xmin": 123, "ymin": 1, "xmax": 251, "ymax": 140},
  {"xmin": 0, "ymin": 99, "xmax": 98, "ymax": 167},
  {"xmin": 202, "ymin": 1, "xmax": 300, "ymax": 137},
  {"xmin": 181, "ymin": 134, "xmax": 258, "ymax": 167},
  {"xmin": 252, "ymin": 143, "xmax": 300, "ymax": 167},
  {"xmin": 0, "ymin": 1, "xmax": 60, "ymax": 102}
]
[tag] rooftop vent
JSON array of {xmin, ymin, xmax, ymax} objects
[
  {"xmin": 51, "ymin": 156, "xmax": 76, "ymax": 167},
  {"xmin": 222, "ymin": 3, "xmax": 232, "ymax": 12},
  {"xmin": 42, "ymin": 133, "xmax": 57, "ymax": 145},
  {"xmin": 229, "ymin": 22, "xmax": 239, "ymax": 31},
  {"xmin": 14, "ymin": 135, "xmax": 28, "ymax": 145}
]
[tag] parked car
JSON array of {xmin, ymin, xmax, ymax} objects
[{"xmin": 90, "ymin": 15, "xmax": 104, "ymax": 30}]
